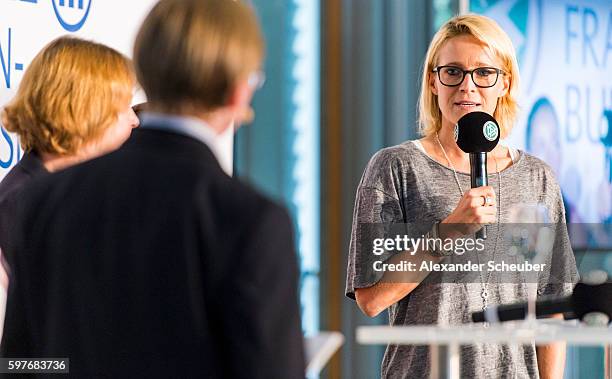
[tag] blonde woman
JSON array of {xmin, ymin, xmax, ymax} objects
[
  {"xmin": 346, "ymin": 14, "xmax": 577, "ymax": 378},
  {"xmin": 0, "ymin": 36, "xmax": 138, "ymax": 340},
  {"xmin": 0, "ymin": 36, "xmax": 139, "ymax": 201}
]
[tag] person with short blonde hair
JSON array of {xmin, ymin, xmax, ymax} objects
[
  {"xmin": 133, "ymin": 0, "xmax": 264, "ymax": 115},
  {"xmin": 418, "ymin": 14, "xmax": 520, "ymax": 139},
  {"xmin": 0, "ymin": 36, "xmax": 139, "ymax": 197},
  {"xmin": 0, "ymin": 1, "xmax": 304, "ymax": 377},
  {"xmin": 347, "ymin": 14, "xmax": 577, "ymax": 378}
]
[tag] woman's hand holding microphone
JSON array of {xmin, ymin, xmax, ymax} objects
[{"xmin": 440, "ymin": 186, "xmax": 497, "ymax": 238}]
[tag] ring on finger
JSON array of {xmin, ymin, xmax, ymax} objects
[{"xmin": 482, "ymin": 196, "xmax": 493, "ymax": 206}]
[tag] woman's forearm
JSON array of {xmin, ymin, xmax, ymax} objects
[
  {"xmin": 536, "ymin": 314, "xmax": 566, "ymax": 379},
  {"xmin": 355, "ymin": 250, "xmax": 442, "ymax": 317}
]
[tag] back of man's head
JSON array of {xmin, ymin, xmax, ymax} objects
[{"xmin": 134, "ymin": 0, "xmax": 264, "ymax": 114}]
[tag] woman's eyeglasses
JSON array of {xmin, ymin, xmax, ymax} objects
[{"xmin": 432, "ymin": 66, "xmax": 504, "ymax": 88}]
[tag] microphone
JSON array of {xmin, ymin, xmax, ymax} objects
[
  {"xmin": 455, "ymin": 112, "xmax": 500, "ymax": 239},
  {"xmin": 471, "ymin": 282, "xmax": 612, "ymax": 323}
]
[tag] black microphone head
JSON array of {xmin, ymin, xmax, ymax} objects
[{"xmin": 455, "ymin": 111, "xmax": 500, "ymax": 153}]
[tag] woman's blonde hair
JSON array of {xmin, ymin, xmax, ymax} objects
[
  {"xmin": 133, "ymin": 0, "xmax": 264, "ymax": 114},
  {"xmin": 418, "ymin": 14, "xmax": 520, "ymax": 139},
  {"xmin": 1, "ymin": 36, "xmax": 134, "ymax": 155}
]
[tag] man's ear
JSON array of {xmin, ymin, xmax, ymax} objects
[
  {"xmin": 226, "ymin": 80, "xmax": 252, "ymax": 111},
  {"xmin": 225, "ymin": 79, "xmax": 255, "ymax": 125}
]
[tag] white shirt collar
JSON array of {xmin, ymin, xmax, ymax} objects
[{"xmin": 138, "ymin": 112, "xmax": 234, "ymax": 176}]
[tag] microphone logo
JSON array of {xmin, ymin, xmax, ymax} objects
[{"xmin": 483, "ymin": 121, "xmax": 498, "ymax": 141}]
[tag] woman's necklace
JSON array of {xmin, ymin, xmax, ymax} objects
[{"xmin": 435, "ymin": 132, "xmax": 501, "ymax": 311}]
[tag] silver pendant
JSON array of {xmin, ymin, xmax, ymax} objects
[{"xmin": 481, "ymin": 288, "xmax": 489, "ymax": 311}]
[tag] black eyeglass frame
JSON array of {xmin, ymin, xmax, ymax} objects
[{"xmin": 432, "ymin": 65, "xmax": 505, "ymax": 88}]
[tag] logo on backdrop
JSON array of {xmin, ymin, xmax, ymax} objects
[
  {"xmin": 52, "ymin": 0, "xmax": 92, "ymax": 32},
  {"xmin": 475, "ymin": 0, "xmax": 612, "ymax": 225}
]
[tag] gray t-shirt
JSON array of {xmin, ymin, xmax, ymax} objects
[{"xmin": 345, "ymin": 141, "xmax": 579, "ymax": 379}]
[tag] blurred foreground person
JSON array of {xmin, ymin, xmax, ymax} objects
[
  {"xmin": 0, "ymin": 1, "xmax": 304, "ymax": 378},
  {"xmin": 0, "ymin": 36, "xmax": 139, "ymax": 202},
  {"xmin": 0, "ymin": 36, "xmax": 138, "ymax": 339}
]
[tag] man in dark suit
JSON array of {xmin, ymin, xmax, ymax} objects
[{"xmin": 0, "ymin": 0, "xmax": 305, "ymax": 377}]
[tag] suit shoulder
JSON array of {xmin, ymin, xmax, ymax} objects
[{"xmin": 207, "ymin": 175, "xmax": 290, "ymax": 221}]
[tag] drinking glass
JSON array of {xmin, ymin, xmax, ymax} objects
[{"xmin": 507, "ymin": 203, "xmax": 554, "ymax": 325}]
